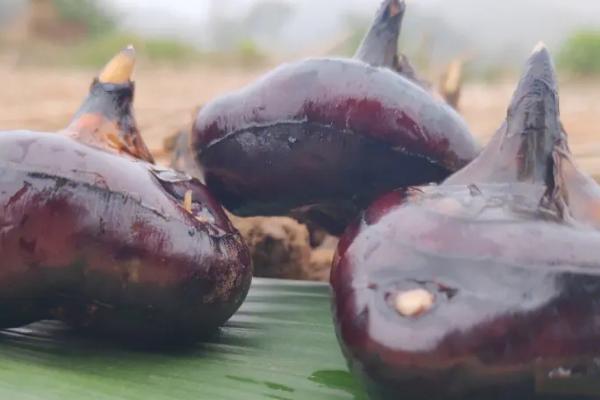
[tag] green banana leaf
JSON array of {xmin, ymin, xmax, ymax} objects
[{"xmin": 0, "ymin": 278, "xmax": 367, "ymax": 400}]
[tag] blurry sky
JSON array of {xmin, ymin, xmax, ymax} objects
[
  {"xmin": 102, "ymin": 0, "xmax": 600, "ymax": 67},
  {"xmin": 4, "ymin": 0, "xmax": 600, "ymax": 69},
  {"xmin": 104, "ymin": 0, "xmax": 379, "ymax": 49}
]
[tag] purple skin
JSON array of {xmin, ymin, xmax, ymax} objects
[
  {"xmin": 0, "ymin": 65, "xmax": 252, "ymax": 341},
  {"xmin": 190, "ymin": 0, "xmax": 478, "ymax": 235},
  {"xmin": 192, "ymin": 57, "xmax": 478, "ymax": 234},
  {"xmin": 173, "ymin": 0, "xmax": 425, "ymax": 178},
  {"xmin": 331, "ymin": 45, "xmax": 600, "ymax": 399}
]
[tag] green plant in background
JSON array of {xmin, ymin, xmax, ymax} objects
[
  {"xmin": 53, "ymin": 0, "xmax": 115, "ymax": 38},
  {"xmin": 2, "ymin": 0, "xmax": 271, "ymax": 68},
  {"xmin": 144, "ymin": 38, "xmax": 199, "ymax": 62},
  {"xmin": 70, "ymin": 32, "xmax": 140, "ymax": 66},
  {"xmin": 69, "ymin": 32, "xmax": 201, "ymax": 67},
  {"xmin": 559, "ymin": 30, "xmax": 600, "ymax": 76},
  {"xmin": 235, "ymin": 39, "xmax": 266, "ymax": 66}
]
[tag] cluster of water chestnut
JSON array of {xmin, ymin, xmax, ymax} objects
[{"xmin": 1, "ymin": 0, "xmax": 600, "ymax": 399}]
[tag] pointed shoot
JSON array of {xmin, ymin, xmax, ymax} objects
[
  {"xmin": 446, "ymin": 43, "xmax": 562, "ymax": 185},
  {"xmin": 98, "ymin": 45, "xmax": 136, "ymax": 85},
  {"xmin": 546, "ymin": 141, "xmax": 600, "ymax": 229},
  {"xmin": 355, "ymin": 0, "xmax": 405, "ymax": 69},
  {"xmin": 63, "ymin": 46, "xmax": 154, "ymax": 163}
]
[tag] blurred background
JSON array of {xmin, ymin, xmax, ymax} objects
[
  {"xmin": 3, "ymin": 0, "xmax": 600, "ymax": 281},
  {"xmin": 1, "ymin": 0, "xmax": 600, "ymax": 174}
]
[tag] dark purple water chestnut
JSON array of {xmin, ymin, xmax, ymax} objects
[
  {"xmin": 0, "ymin": 47, "xmax": 252, "ymax": 341},
  {"xmin": 331, "ymin": 43, "xmax": 600, "ymax": 400},
  {"xmin": 190, "ymin": 0, "xmax": 479, "ymax": 235}
]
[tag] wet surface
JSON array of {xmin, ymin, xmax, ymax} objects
[
  {"xmin": 0, "ymin": 63, "xmax": 252, "ymax": 341},
  {"xmin": 192, "ymin": 58, "xmax": 478, "ymax": 233},
  {"xmin": 0, "ymin": 131, "xmax": 252, "ymax": 339},
  {"xmin": 330, "ymin": 47, "xmax": 600, "ymax": 399},
  {"xmin": 193, "ymin": 58, "xmax": 478, "ymax": 170}
]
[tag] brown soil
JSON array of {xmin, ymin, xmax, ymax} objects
[{"xmin": 0, "ymin": 64, "xmax": 262, "ymax": 155}]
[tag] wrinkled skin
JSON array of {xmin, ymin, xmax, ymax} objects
[
  {"xmin": 0, "ymin": 59, "xmax": 252, "ymax": 341},
  {"xmin": 192, "ymin": 59, "xmax": 478, "ymax": 235},
  {"xmin": 331, "ymin": 46, "xmax": 600, "ymax": 399},
  {"xmin": 189, "ymin": 0, "xmax": 478, "ymax": 235}
]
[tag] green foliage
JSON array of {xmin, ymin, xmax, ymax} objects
[
  {"xmin": 235, "ymin": 39, "xmax": 266, "ymax": 66},
  {"xmin": 69, "ymin": 32, "xmax": 200, "ymax": 67},
  {"xmin": 143, "ymin": 38, "xmax": 198, "ymax": 62},
  {"xmin": 559, "ymin": 30, "xmax": 600, "ymax": 76},
  {"xmin": 70, "ymin": 32, "xmax": 140, "ymax": 66},
  {"xmin": 52, "ymin": 0, "xmax": 115, "ymax": 37}
]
